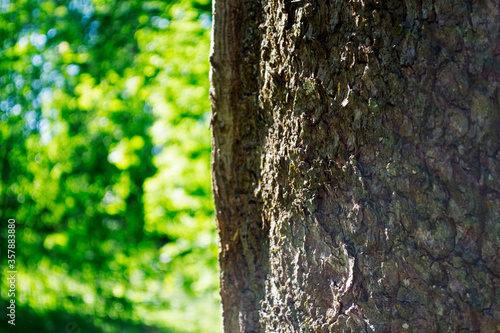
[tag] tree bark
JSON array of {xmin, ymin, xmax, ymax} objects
[{"xmin": 211, "ymin": 0, "xmax": 500, "ymax": 332}]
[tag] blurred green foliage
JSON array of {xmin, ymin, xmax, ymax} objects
[{"xmin": 0, "ymin": 0, "xmax": 220, "ymax": 332}]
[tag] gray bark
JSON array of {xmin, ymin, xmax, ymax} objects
[{"xmin": 211, "ymin": 0, "xmax": 500, "ymax": 332}]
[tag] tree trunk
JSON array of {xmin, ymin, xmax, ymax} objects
[{"xmin": 210, "ymin": 0, "xmax": 500, "ymax": 331}]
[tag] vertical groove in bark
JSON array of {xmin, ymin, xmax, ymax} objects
[{"xmin": 212, "ymin": 0, "xmax": 500, "ymax": 332}]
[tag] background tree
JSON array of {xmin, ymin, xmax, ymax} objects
[
  {"xmin": 0, "ymin": 0, "xmax": 220, "ymax": 332},
  {"xmin": 211, "ymin": 0, "xmax": 499, "ymax": 331}
]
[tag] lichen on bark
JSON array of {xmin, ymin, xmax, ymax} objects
[{"xmin": 211, "ymin": 0, "xmax": 500, "ymax": 332}]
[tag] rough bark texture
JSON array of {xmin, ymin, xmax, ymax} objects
[{"xmin": 210, "ymin": 0, "xmax": 500, "ymax": 332}]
